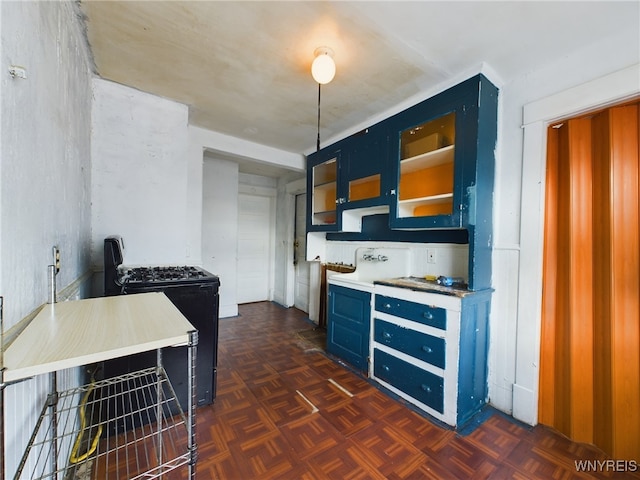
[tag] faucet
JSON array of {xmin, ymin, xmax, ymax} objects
[{"xmin": 362, "ymin": 252, "xmax": 389, "ymax": 262}]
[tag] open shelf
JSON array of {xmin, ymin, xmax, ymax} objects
[
  {"xmin": 313, "ymin": 180, "xmax": 337, "ymax": 225},
  {"xmin": 313, "ymin": 158, "xmax": 337, "ymax": 186},
  {"xmin": 400, "ymin": 145, "xmax": 454, "ymax": 173},
  {"xmin": 398, "ymin": 193, "xmax": 454, "ymax": 218},
  {"xmin": 14, "ymin": 367, "xmax": 191, "ymax": 480},
  {"xmin": 313, "ymin": 180, "xmax": 337, "ymax": 191},
  {"xmin": 313, "ymin": 210, "xmax": 337, "ymax": 225}
]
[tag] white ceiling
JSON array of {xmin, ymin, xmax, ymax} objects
[{"xmin": 79, "ymin": 1, "xmax": 638, "ymax": 177}]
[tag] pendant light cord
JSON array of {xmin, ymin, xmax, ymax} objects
[{"xmin": 316, "ymin": 83, "xmax": 321, "ymax": 152}]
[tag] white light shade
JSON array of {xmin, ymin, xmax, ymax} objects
[{"xmin": 311, "ymin": 50, "xmax": 336, "ymax": 84}]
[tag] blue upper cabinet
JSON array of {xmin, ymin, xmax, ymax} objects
[
  {"xmin": 388, "ymin": 75, "xmax": 498, "ymax": 231},
  {"xmin": 305, "ymin": 73, "xmax": 498, "ymax": 266},
  {"xmin": 306, "ymin": 123, "xmax": 389, "ymax": 233},
  {"xmin": 343, "ymin": 123, "xmax": 390, "ymax": 210}
]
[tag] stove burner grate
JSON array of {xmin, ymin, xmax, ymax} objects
[{"xmin": 124, "ymin": 266, "xmax": 211, "ymax": 283}]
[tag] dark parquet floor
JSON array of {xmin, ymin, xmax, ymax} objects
[{"xmin": 163, "ymin": 302, "xmax": 640, "ymax": 479}]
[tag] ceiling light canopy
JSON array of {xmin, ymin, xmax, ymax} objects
[{"xmin": 311, "ymin": 47, "xmax": 335, "ymax": 85}]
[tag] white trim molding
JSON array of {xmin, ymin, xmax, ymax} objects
[{"xmin": 513, "ymin": 64, "xmax": 640, "ymax": 425}]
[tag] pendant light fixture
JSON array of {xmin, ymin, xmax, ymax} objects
[
  {"xmin": 311, "ymin": 47, "xmax": 335, "ymax": 85},
  {"xmin": 312, "ymin": 47, "xmax": 335, "ymax": 152}
]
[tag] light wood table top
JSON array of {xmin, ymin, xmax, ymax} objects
[{"xmin": 2, "ymin": 292, "xmax": 195, "ymax": 383}]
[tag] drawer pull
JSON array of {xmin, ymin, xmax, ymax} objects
[
  {"xmin": 421, "ymin": 345, "xmax": 433, "ymax": 354},
  {"xmin": 423, "ymin": 311, "xmax": 433, "ymax": 320},
  {"xmin": 384, "ymin": 303, "xmax": 392, "ymax": 309},
  {"xmin": 383, "ymin": 332, "xmax": 392, "ymax": 339},
  {"xmin": 382, "ymin": 365, "xmax": 390, "ymax": 372},
  {"xmin": 421, "ymin": 384, "xmax": 432, "ymax": 393}
]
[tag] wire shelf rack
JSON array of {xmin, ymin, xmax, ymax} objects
[{"xmin": 15, "ymin": 367, "xmax": 191, "ymax": 480}]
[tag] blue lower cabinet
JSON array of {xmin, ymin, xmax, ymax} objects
[
  {"xmin": 372, "ymin": 285, "xmax": 492, "ymax": 429},
  {"xmin": 374, "ymin": 349, "xmax": 444, "ymax": 413},
  {"xmin": 327, "ymin": 284, "xmax": 371, "ymax": 372}
]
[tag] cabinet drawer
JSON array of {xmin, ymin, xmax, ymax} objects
[
  {"xmin": 374, "ymin": 319, "xmax": 445, "ymax": 369},
  {"xmin": 375, "ymin": 295, "xmax": 446, "ymax": 330},
  {"xmin": 374, "ymin": 349, "xmax": 443, "ymax": 413}
]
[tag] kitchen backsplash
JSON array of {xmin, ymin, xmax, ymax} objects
[{"xmin": 325, "ymin": 241, "xmax": 469, "ymax": 281}]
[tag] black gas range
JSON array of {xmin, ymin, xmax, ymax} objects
[
  {"xmin": 102, "ymin": 236, "xmax": 220, "ymax": 433},
  {"xmin": 105, "ymin": 236, "xmax": 219, "ymax": 294}
]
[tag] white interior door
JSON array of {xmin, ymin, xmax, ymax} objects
[
  {"xmin": 237, "ymin": 193, "xmax": 273, "ymax": 304},
  {"xmin": 294, "ymin": 194, "xmax": 310, "ymax": 313}
]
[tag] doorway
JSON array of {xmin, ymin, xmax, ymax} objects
[
  {"xmin": 236, "ymin": 193, "xmax": 274, "ymax": 304},
  {"xmin": 514, "ymin": 65, "xmax": 638, "ymax": 429},
  {"xmin": 538, "ymin": 100, "xmax": 639, "ymax": 460},
  {"xmin": 293, "ymin": 193, "xmax": 310, "ymax": 313}
]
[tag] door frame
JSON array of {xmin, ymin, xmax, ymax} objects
[{"xmin": 514, "ymin": 64, "xmax": 639, "ymax": 425}]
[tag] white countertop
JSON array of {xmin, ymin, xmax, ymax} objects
[{"xmin": 2, "ymin": 292, "xmax": 195, "ymax": 383}]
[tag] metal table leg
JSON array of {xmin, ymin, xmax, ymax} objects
[{"xmin": 187, "ymin": 330, "xmax": 198, "ymax": 479}]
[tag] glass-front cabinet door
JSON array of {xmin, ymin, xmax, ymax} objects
[
  {"xmin": 312, "ymin": 156, "xmax": 337, "ymax": 226},
  {"xmin": 388, "ymin": 80, "xmax": 473, "ymax": 230},
  {"xmin": 308, "ymin": 149, "xmax": 341, "ymax": 230},
  {"xmin": 397, "ymin": 112, "xmax": 456, "ymax": 220}
]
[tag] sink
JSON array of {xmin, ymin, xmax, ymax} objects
[{"xmin": 328, "ymin": 271, "xmax": 376, "ymax": 290}]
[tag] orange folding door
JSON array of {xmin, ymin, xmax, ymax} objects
[{"xmin": 539, "ymin": 102, "xmax": 640, "ymax": 461}]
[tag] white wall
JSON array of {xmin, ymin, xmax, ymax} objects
[
  {"xmin": 90, "ymin": 78, "xmax": 190, "ymax": 270},
  {"xmin": 202, "ymin": 157, "xmax": 239, "ymax": 318},
  {"xmin": 0, "ymin": 1, "xmax": 93, "ymax": 475}
]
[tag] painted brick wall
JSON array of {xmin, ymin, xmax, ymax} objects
[{"xmin": 0, "ymin": 1, "xmax": 93, "ymax": 475}]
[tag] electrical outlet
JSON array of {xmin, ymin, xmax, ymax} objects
[{"xmin": 427, "ymin": 249, "xmax": 437, "ymax": 264}]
